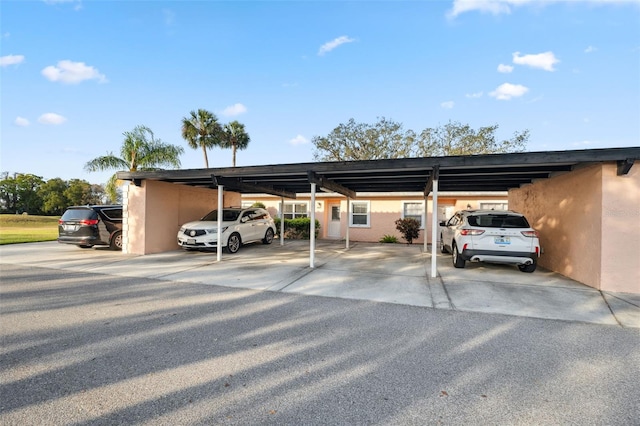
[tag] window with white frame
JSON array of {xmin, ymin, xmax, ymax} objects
[
  {"xmin": 402, "ymin": 201, "xmax": 425, "ymax": 228},
  {"xmin": 282, "ymin": 202, "xmax": 308, "ymax": 219},
  {"xmin": 480, "ymin": 202, "xmax": 508, "ymax": 211},
  {"xmin": 349, "ymin": 200, "xmax": 370, "ymax": 227},
  {"xmin": 241, "ymin": 200, "xmax": 255, "ymax": 208}
]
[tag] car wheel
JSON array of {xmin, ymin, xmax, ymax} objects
[
  {"xmin": 263, "ymin": 228, "xmax": 274, "ymax": 244},
  {"xmin": 226, "ymin": 233, "xmax": 241, "ymax": 254},
  {"xmin": 452, "ymin": 243, "xmax": 465, "ymax": 268},
  {"xmin": 77, "ymin": 245, "xmax": 92, "ymax": 249},
  {"xmin": 440, "ymin": 235, "xmax": 449, "ymax": 253},
  {"xmin": 110, "ymin": 231, "xmax": 123, "ymax": 251},
  {"xmin": 518, "ymin": 261, "xmax": 537, "ymax": 273}
]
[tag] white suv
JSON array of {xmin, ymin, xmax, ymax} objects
[
  {"xmin": 177, "ymin": 207, "xmax": 276, "ymax": 254},
  {"xmin": 440, "ymin": 210, "xmax": 541, "ymax": 272}
]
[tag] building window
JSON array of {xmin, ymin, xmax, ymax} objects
[
  {"xmin": 282, "ymin": 202, "xmax": 308, "ymax": 219},
  {"xmin": 350, "ymin": 201, "xmax": 370, "ymax": 227},
  {"xmin": 241, "ymin": 200, "xmax": 255, "ymax": 208},
  {"xmin": 402, "ymin": 201, "xmax": 424, "ymax": 228},
  {"xmin": 480, "ymin": 202, "xmax": 508, "ymax": 211}
]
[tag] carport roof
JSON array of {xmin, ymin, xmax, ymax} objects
[{"xmin": 117, "ymin": 147, "xmax": 639, "ymax": 198}]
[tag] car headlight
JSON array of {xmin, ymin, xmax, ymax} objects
[{"xmin": 206, "ymin": 226, "xmax": 228, "ymax": 233}]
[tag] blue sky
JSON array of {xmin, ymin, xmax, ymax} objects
[{"xmin": 2, "ymin": 0, "xmax": 639, "ymax": 186}]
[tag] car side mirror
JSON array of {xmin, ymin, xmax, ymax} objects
[{"xmin": 241, "ymin": 216, "xmax": 248, "ymax": 223}]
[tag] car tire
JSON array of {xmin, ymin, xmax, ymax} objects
[
  {"xmin": 440, "ymin": 235, "xmax": 449, "ymax": 253},
  {"xmin": 518, "ymin": 261, "xmax": 537, "ymax": 273},
  {"xmin": 263, "ymin": 228, "xmax": 274, "ymax": 244},
  {"xmin": 452, "ymin": 243, "xmax": 465, "ymax": 268},
  {"xmin": 78, "ymin": 245, "xmax": 92, "ymax": 249},
  {"xmin": 110, "ymin": 231, "xmax": 123, "ymax": 251},
  {"xmin": 226, "ymin": 233, "xmax": 241, "ymax": 254}
]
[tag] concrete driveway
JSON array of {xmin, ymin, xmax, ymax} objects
[{"xmin": 0, "ymin": 240, "xmax": 638, "ymax": 328}]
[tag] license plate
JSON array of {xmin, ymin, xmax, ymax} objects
[
  {"xmin": 63, "ymin": 224, "xmax": 76, "ymax": 231},
  {"xmin": 495, "ymin": 236, "xmax": 510, "ymax": 244},
  {"xmin": 187, "ymin": 239, "xmax": 196, "ymax": 245}
]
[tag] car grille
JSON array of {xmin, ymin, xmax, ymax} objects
[{"xmin": 183, "ymin": 229, "xmax": 206, "ymax": 237}]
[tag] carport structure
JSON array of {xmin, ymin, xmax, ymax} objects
[{"xmin": 117, "ymin": 147, "xmax": 640, "ymax": 294}]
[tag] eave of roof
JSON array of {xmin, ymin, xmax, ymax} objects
[{"xmin": 116, "ymin": 147, "xmax": 639, "ymax": 197}]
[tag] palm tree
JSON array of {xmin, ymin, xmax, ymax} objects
[
  {"xmin": 181, "ymin": 109, "xmax": 222, "ymax": 168},
  {"xmin": 220, "ymin": 120, "xmax": 251, "ymax": 167},
  {"xmin": 84, "ymin": 125, "xmax": 184, "ymax": 202}
]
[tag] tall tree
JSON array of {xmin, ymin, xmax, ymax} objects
[
  {"xmin": 416, "ymin": 121, "xmax": 528, "ymax": 157},
  {"xmin": 312, "ymin": 117, "xmax": 415, "ymax": 161},
  {"xmin": 85, "ymin": 125, "xmax": 183, "ymax": 202},
  {"xmin": 0, "ymin": 174, "xmax": 46, "ymax": 214},
  {"xmin": 181, "ymin": 109, "xmax": 222, "ymax": 168},
  {"xmin": 219, "ymin": 120, "xmax": 251, "ymax": 167},
  {"xmin": 39, "ymin": 178, "xmax": 69, "ymax": 215},
  {"xmin": 312, "ymin": 118, "xmax": 528, "ymax": 161}
]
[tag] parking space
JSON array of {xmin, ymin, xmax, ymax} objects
[{"xmin": 1, "ymin": 240, "xmax": 638, "ymax": 327}]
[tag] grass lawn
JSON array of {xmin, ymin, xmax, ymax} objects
[{"xmin": 0, "ymin": 214, "xmax": 59, "ymax": 245}]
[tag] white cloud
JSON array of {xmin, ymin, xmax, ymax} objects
[
  {"xmin": 163, "ymin": 9, "xmax": 176, "ymax": 26},
  {"xmin": 489, "ymin": 83, "xmax": 529, "ymax": 100},
  {"xmin": 497, "ymin": 63, "xmax": 513, "ymax": 73},
  {"xmin": 221, "ymin": 103, "xmax": 247, "ymax": 117},
  {"xmin": 289, "ymin": 135, "xmax": 309, "ymax": 146},
  {"xmin": 512, "ymin": 51, "xmax": 559, "ymax": 71},
  {"xmin": 38, "ymin": 113, "xmax": 67, "ymax": 125},
  {"xmin": 15, "ymin": 117, "xmax": 30, "ymax": 127},
  {"xmin": 318, "ymin": 36, "xmax": 355, "ymax": 56},
  {"xmin": 448, "ymin": 0, "xmax": 638, "ymax": 18},
  {"xmin": 43, "ymin": 0, "xmax": 83, "ymax": 10},
  {"xmin": 1, "ymin": 54, "xmax": 25, "ymax": 67},
  {"xmin": 466, "ymin": 91, "xmax": 483, "ymax": 98},
  {"xmin": 441, "ymin": 101, "xmax": 455, "ymax": 109},
  {"xmin": 41, "ymin": 60, "xmax": 107, "ymax": 84},
  {"xmin": 448, "ymin": 0, "xmax": 516, "ymax": 18},
  {"xmin": 585, "ymin": 45, "xmax": 598, "ymax": 53}
]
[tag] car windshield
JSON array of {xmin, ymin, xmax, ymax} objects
[
  {"xmin": 468, "ymin": 214, "xmax": 530, "ymax": 228},
  {"xmin": 201, "ymin": 209, "xmax": 241, "ymax": 222}
]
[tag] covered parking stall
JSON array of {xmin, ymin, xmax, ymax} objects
[{"xmin": 117, "ymin": 147, "xmax": 639, "ymax": 294}]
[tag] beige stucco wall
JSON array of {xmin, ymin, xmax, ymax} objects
[
  {"xmin": 123, "ymin": 180, "xmax": 241, "ymax": 255},
  {"xmin": 509, "ymin": 163, "xmax": 640, "ymax": 294},
  {"xmin": 601, "ymin": 163, "xmax": 640, "ymax": 293}
]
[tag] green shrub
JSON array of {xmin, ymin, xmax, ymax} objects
[
  {"xmin": 379, "ymin": 234, "xmax": 398, "ymax": 243},
  {"xmin": 251, "ymin": 202, "xmax": 266, "ymax": 209},
  {"xmin": 273, "ymin": 217, "xmax": 320, "ymax": 239},
  {"xmin": 395, "ymin": 217, "xmax": 421, "ymax": 244}
]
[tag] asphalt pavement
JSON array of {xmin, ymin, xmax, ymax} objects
[
  {"xmin": 0, "ymin": 241, "xmax": 638, "ymax": 328},
  {"xmin": 1, "ymin": 261, "xmax": 639, "ymax": 425}
]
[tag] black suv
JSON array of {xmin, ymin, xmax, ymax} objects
[{"xmin": 58, "ymin": 205, "xmax": 123, "ymax": 250}]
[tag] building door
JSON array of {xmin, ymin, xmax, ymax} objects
[{"xmin": 327, "ymin": 202, "xmax": 341, "ymax": 238}]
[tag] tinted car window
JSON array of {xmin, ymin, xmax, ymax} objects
[
  {"xmin": 100, "ymin": 208, "xmax": 122, "ymax": 220},
  {"xmin": 60, "ymin": 208, "xmax": 97, "ymax": 221},
  {"xmin": 468, "ymin": 214, "xmax": 530, "ymax": 228},
  {"xmin": 201, "ymin": 210, "xmax": 242, "ymax": 222}
]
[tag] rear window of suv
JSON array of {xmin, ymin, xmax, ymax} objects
[
  {"xmin": 60, "ymin": 208, "xmax": 97, "ymax": 221},
  {"xmin": 468, "ymin": 214, "xmax": 530, "ymax": 228}
]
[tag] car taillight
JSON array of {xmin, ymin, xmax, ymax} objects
[
  {"xmin": 460, "ymin": 229, "xmax": 485, "ymax": 236},
  {"xmin": 80, "ymin": 219, "xmax": 99, "ymax": 226},
  {"xmin": 58, "ymin": 219, "xmax": 64, "ymax": 224},
  {"xmin": 521, "ymin": 230, "xmax": 539, "ymax": 238}
]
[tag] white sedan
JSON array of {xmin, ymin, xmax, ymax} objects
[{"xmin": 177, "ymin": 207, "xmax": 276, "ymax": 253}]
